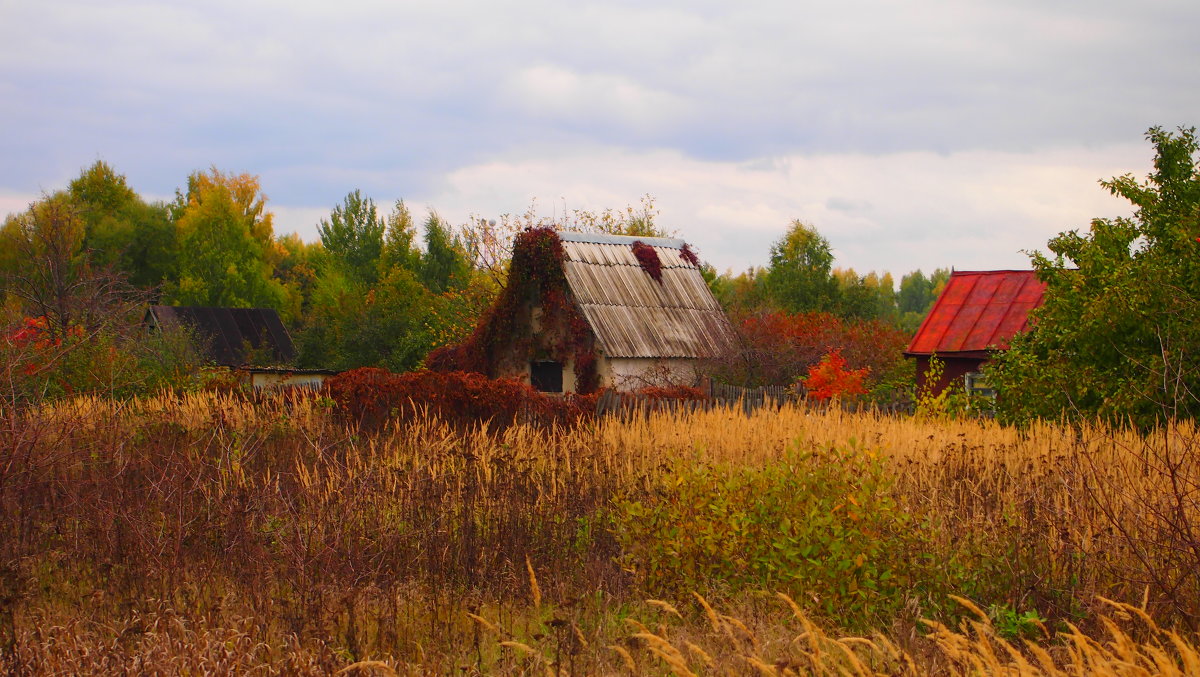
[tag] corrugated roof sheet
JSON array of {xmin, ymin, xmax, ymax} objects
[
  {"xmin": 905, "ymin": 270, "xmax": 1046, "ymax": 357},
  {"xmin": 557, "ymin": 233, "xmax": 734, "ymax": 358},
  {"xmin": 146, "ymin": 305, "xmax": 297, "ymax": 366}
]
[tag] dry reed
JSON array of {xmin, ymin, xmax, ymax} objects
[{"xmin": 1, "ymin": 391, "xmax": 1197, "ymax": 673}]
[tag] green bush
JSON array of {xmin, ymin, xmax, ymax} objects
[{"xmin": 611, "ymin": 441, "xmax": 947, "ymax": 629}]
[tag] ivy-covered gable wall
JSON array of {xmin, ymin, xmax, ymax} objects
[{"xmin": 427, "ymin": 228, "xmax": 601, "ymax": 393}]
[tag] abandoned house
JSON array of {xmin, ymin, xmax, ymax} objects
[
  {"xmin": 904, "ymin": 270, "xmax": 1046, "ymax": 396},
  {"xmin": 428, "ymin": 229, "xmax": 735, "ymax": 393},
  {"xmin": 144, "ymin": 305, "xmax": 334, "ymax": 388}
]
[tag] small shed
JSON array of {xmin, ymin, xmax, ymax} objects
[
  {"xmin": 429, "ymin": 229, "xmax": 735, "ymax": 393},
  {"xmin": 145, "ymin": 305, "xmax": 297, "ymax": 367},
  {"xmin": 904, "ymin": 270, "xmax": 1046, "ymax": 395}
]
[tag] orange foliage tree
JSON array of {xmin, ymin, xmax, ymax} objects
[
  {"xmin": 706, "ymin": 310, "xmax": 911, "ymax": 399},
  {"xmin": 802, "ymin": 349, "xmax": 869, "ymax": 400}
]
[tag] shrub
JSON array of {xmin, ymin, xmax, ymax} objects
[
  {"xmin": 2, "ymin": 314, "xmax": 204, "ymax": 403},
  {"xmin": 611, "ymin": 441, "xmax": 941, "ymax": 629},
  {"xmin": 802, "ymin": 349, "xmax": 869, "ymax": 400},
  {"xmin": 707, "ymin": 310, "xmax": 911, "ymax": 402},
  {"xmin": 323, "ymin": 367, "xmax": 598, "ymax": 429}
]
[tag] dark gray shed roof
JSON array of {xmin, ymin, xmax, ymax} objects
[
  {"xmin": 145, "ymin": 305, "xmax": 296, "ymax": 367},
  {"xmin": 556, "ymin": 232, "xmax": 735, "ymax": 359}
]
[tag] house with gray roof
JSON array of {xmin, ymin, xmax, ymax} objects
[{"xmin": 429, "ymin": 229, "xmax": 735, "ymax": 393}]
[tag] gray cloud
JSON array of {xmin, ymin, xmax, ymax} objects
[{"xmin": 0, "ymin": 0, "xmax": 1194, "ymax": 273}]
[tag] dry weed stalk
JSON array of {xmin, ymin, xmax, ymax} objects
[{"xmin": 1, "ymin": 391, "xmax": 1199, "ymax": 674}]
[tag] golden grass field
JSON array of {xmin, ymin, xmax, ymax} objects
[{"xmin": 2, "ymin": 391, "xmax": 1198, "ymax": 674}]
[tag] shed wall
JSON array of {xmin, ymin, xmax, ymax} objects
[
  {"xmin": 915, "ymin": 355, "xmax": 986, "ymax": 396},
  {"xmin": 600, "ymin": 357, "xmax": 700, "ymax": 391}
]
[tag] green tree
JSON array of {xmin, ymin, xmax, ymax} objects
[
  {"xmin": 832, "ymin": 269, "xmax": 897, "ymax": 321},
  {"xmin": 897, "ymin": 270, "xmax": 933, "ymax": 314},
  {"xmin": 380, "ymin": 199, "xmax": 421, "ymax": 274},
  {"xmin": 764, "ymin": 220, "xmax": 838, "ymax": 313},
  {"xmin": 296, "ymin": 265, "xmax": 437, "ymax": 372},
  {"xmin": 897, "ymin": 268, "xmax": 950, "ymax": 333},
  {"xmin": 419, "ymin": 212, "xmax": 471, "ymax": 294},
  {"xmin": 169, "ymin": 168, "xmax": 287, "ymax": 311},
  {"xmin": 0, "ymin": 194, "xmax": 145, "ymax": 340},
  {"xmin": 991, "ymin": 126, "xmax": 1200, "ymax": 426},
  {"xmin": 67, "ymin": 161, "xmax": 177, "ymax": 289},
  {"xmin": 317, "ymin": 190, "xmax": 385, "ymax": 284}
]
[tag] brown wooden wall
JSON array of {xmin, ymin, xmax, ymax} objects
[{"xmin": 914, "ymin": 355, "xmax": 986, "ymax": 396}]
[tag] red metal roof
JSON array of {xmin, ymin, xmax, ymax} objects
[{"xmin": 905, "ymin": 270, "xmax": 1046, "ymax": 357}]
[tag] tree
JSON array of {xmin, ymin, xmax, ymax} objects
[
  {"xmin": 990, "ymin": 127, "xmax": 1200, "ymax": 425},
  {"xmin": 419, "ymin": 212, "xmax": 471, "ymax": 294},
  {"xmin": 169, "ymin": 168, "xmax": 287, "ymax": 310},
  {"xmin": 897, "ymin": 268, "xmax": 949, "ymax": 333},
  {"xmin": 295, "ymin": 264, "xmax": 438, "ymax": 372},
  {"xmin": 897, "ymin": 270, "xmax": 932, "ymax": 315},
  {"xmin": 68, "ymin": 161, "xmax": 176, "ymax": 289},
  {"xmin": 571, "ymin": 194, "xmax": 672, "ymax": 238},
  {"xmin": 764, "ymin": 220, "xmax": 838, "ymax": 313},
  {"xmin": 380, "ymin": 199, "xmax": 421, "ymax": 274},
  {"xmin": 318, "ymin": 190, "xmax": 385, "ymax": 284},
  {"xmin": 0, "ymin": 194, "xmax": 148, "ymax": 341}
]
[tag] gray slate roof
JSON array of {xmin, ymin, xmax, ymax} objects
[
  {"xmin": 145, "ymin": 305, "xmax": 296, "ymax": 367},
  {"xmin": 556, "ymin": 232, "xmax": 734, "ymax": 359}
]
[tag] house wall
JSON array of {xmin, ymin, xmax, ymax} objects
[
  {"xmin": 496, "ymin": 304, "xmax": 704, "ymax": 394},
  {"xmin": 496, "ymin": 354, "xmax": 699, "ymax": 394},
  {"xmin": 599, "ymin": 357, "xmax": 700, "ymax": 391},
  {"xmin": 248, "ymin": 372, "xmax": 330, "ymax": 390},
  {"xmin": 915, "ymin": 355, "xmax": 986, "ymax": 396}
]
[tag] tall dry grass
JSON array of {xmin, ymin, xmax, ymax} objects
[{"xmin": 0, "ymin": 391, "xmax": 1197, "ymax": 673}]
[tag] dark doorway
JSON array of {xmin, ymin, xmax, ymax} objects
[{"xmin": 530, "ymin": 361, "xmax": 564, "ymax": 393}]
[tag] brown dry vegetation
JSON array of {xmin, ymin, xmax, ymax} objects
[{"xmin": 1, "ymin": 391, "xmax": 1199, "ymax": 674}]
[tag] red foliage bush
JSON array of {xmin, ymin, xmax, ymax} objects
[
  {"xmin": 324, "ymin": 367, "xmax": 598, "ymax": 430},
  {"xmin": 636, "ymin": 384, "xmax": 708, "ymax": 400},
  {"xmin": 631, "ymin": 241, "xmax": 663, "ymax": 282},
  {"xmin": 803, "ymin": 349, "xmax": 869, "ymax": 400},
  {"xmin": 706, "ymin": 310, "xmax": 911, "ymax": 397}
]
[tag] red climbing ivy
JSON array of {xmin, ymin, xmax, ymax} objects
[
  {"xmin": 426, "ymin": 227, "xmax": 601, "ymax": 393},
  {"xmin": 631, "ymin": 240, "xmax": 663, "ymax": 282},
  {"xmin": 680, "ymin": 243, "xmax": 700, "ymax": 268}
]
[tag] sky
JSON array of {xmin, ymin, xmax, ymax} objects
[{"xmin": 2, "ymin": 0, "xmax": 1197, "ymax": 277}]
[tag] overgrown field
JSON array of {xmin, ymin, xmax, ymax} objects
[{"xmin": 2, "ymin": 392, "xmax": 1199, "ymax": 674}]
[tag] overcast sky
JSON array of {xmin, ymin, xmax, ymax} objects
[{"xmin": 2, "ymin": 0, "xmax": 1196, "ymax": 277}]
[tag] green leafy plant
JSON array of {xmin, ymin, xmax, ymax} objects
[
  {"xmin": 915, "ymin": 356, "xmax": 970, "ymax": 418},
  {"xmin": 611, "ymin": 440, "xmax": 944, "ymax": 629},
  {"xmin": 991, "ymin": 126, "xmax": 1200, "ymax": 427},
  {"xmin": 989, "ymin": 604, "xmax": 1046, "ymax": 640}
]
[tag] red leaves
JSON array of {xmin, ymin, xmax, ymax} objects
[
  {"xmin": 635, "ymin": 384, "xmax": 707, "ymax": 400},
  {"xmin": 802, "ymin": 349, "xmax": 869, "ymax": 400},
  {"xmin": 7, "ymin": 315, "xmax": 85, "ymax": 377},
  {"xmin": 325, "ymin": 367, "xmax": 598, "ymax": 429},
  {"xmin": 631, "ymin": 241, "xmax": 663, "ymax": 282},
  {"xmin": 712, "ymin": 310, "xmax": 908, "ymax": 391},
  {"xmin": 679, "ymin": 243, "xmax": 701, "ymax": 268}
]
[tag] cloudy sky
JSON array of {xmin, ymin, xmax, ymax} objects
[{"xmin": 1, "ymin": 0, "xmax": 1196, "ymax": 277}]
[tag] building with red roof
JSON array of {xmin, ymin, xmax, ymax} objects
[{"xmin": 905, "ymin": 270, "xmax": 1047, "ymax": 395}]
